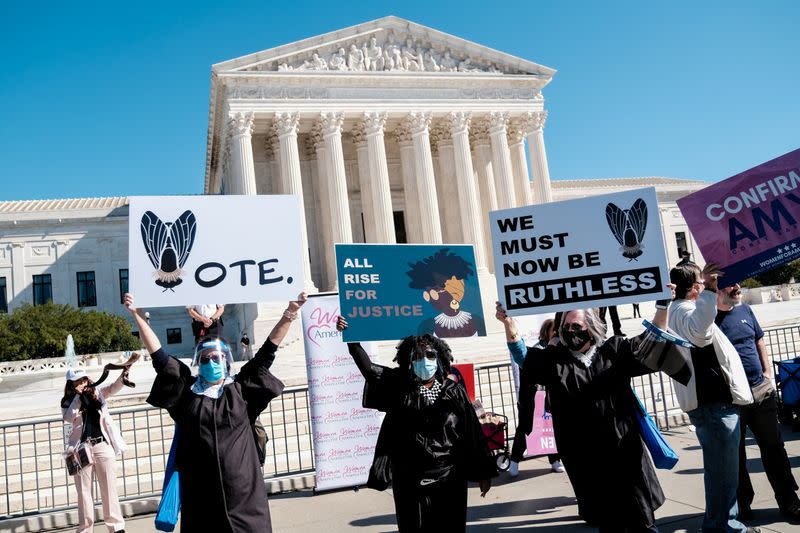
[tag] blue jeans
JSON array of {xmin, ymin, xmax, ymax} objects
[{"xmin": 688, "ymin": 403, "xmax": 746, "ymax": 533}]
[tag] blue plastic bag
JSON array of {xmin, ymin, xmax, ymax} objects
[
  {"xmin": 155, "ymin": 426, "xmax": 180, "ymax": 531},
  {"xmin": 632, "ymin": 391, "xmax": 679, "ymax": 470}
]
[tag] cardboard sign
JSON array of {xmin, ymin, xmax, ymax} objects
[
  {"xmin": 128, "ymin": 195, "xmax": 303, "ymax": 307},
  {"xmin": 526, "ymin": 390, "xmax": 558, "ymax": 456},
  {"xmin": 301, "ymin": 294, "xmax": 383, "ymax": 492},
  {"xmin": 335, "ymin": 244, "xmax": 486, "ymax": 342},
  {"xmin": 490, "ymin": 187, "xmax": 671, "ymax": 316},
  {"xmin": 677, "ymin": 148, "xmax": 800, "ymax": 284}
]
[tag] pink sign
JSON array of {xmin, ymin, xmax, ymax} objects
[
  {"xmin": 677, "ymin": 148, "xmax": 800, "ymax": 284},
  {"xmin": 525, "ymin": 391, "xmax": 557, "ymax": 456}
]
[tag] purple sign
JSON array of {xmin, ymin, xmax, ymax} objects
[{"xmin": 677, "ymin": 148, "xmax": 800, "ymax": 285}]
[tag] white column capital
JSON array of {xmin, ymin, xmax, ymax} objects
[
  {"xmin": 488, "ymin": 111, "xmax": 510, "ymax": 134},
  {"xmin": 447, "ymin": 111, "xmax": 472, "ymax": 135},
  {"xmin": 431, "ymin": 122, "xmax": 452, "ymax": 145},
  {"xmin": 407, "ymin": 111, "xmax": 432, "ymax": 135},
  {"xmin": 274, "ymin": 111, "xmax": 300, "ymax": 138},
  {"xmin": 393, "ymin": 124, "xmax": 414, "ymax": 146},
  {"xmin": 524, "ymin": 110, "xmax": 548, "ymax": 134},
  {"xmin": 228, "ymin": 112, "xmax": 255, "ymax": 137},
  {"xmin": 351, "ymin": 121, "xmax": 367, "ymax": 147},
  {"xmin": 469, "ymin": 119, "xmax": 491, "ymax": 147},
  {"xmin": 319, "ymin": 111, "xmax": 345, "ymax": 138},
  {"xmin": 364, "ymin": 112, "xmax": 387, "ymax": 137},
  {"xmin": 507, "ymin": 119, "xmax": 527, "ymax": 146},
  {"xmin": 264, "ymin": 127, "xmax": 279, "ymax": 159},
  {"xmin": 309, "ymin": 122, "xmax": 325, "ymax": 148}
]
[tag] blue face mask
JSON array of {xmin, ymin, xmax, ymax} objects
[
  {"xmin": 412, "ymin": 358, "xmax": 438, "ymax": 381},
  {"xmin": 199, "ymin": 359, "xmax": 225, "ymax": 382}
]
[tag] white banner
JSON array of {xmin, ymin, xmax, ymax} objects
[
  {"xmin": 301, "ymin": 294, "xmax": 383, "ymax": 492},
  {"xmin": 490, "ymin": 187, "xmax": 671, "ymax": 316},
  {"xmin": 128, "ymin": 195, "xmax": 303, "ymax": 307}
]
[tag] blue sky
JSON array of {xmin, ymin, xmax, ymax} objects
[{"xmin": 0, "ymin": 0, "xmax": 797, "ymax": 201}]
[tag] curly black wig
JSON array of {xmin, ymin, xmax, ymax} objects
[
  {"xmin": 394, "ymin": 334, "xmax": 453, "ymax": 377},
  {"xmin": 406, "ymin": 248, "xmax": 475, "ymax": 290}
]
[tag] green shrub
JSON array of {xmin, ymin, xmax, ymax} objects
[
  {"xmin": 739, "ymin": 278, "xmax": 762, "ymax": 289},
  {"xmin": 0, "ymin": 303, "xmax": 139, "ymax": 362},
  {"xmin": 753, "ymin": 259, "xmax": 800, "ymax": 287}
]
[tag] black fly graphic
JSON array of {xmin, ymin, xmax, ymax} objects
[
  {"xmin": 140, "ymin": 210, "xmax": 197, "ymax": 290},
  {"xmin": 605, "ymin": 198, "xmax": 647, "ymax": 260}
]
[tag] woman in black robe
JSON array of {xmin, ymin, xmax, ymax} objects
[
  {"xmin": 125, "ymin": 292, "xmax": 306, "ymax": 533},
  {"xmin": 496, "ymin": 300, "xmax": 688, "ymax": 533},
  {"xmin": 336, "ymin": 317, "xmax": 496, "ymax": 532}
]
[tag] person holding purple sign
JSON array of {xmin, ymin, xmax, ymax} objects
[{"xmin": 495, "ymin": 290, "xmax": 689, "ymax": 533}]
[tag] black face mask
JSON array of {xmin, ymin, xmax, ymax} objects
[{"xmin": 562, "ymin": 328, "xmax": 592, "ymax": 351}]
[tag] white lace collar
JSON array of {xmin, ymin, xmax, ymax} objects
[
  {"xmin": 434, "ymin": 310, "xmax": 473, "ymax": 330},
  {"xmin": 191, "ymin": 376, "xmax": 234, "ymax": 398},
  {"xmin": 569, "ymin": 345, "xmax": 597, "ymax": 368}
]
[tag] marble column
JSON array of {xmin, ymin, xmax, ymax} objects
[
  {"xmin": 395, "ymin": 123, "xmax": 423, "ymax": 243},
  {"xmin": 310, "ymin": 124, "xmax": 337, "ymax": 290},
  {"xmin": 448, "ymin": 112, "xmax": 486, "ymax": 270},
  {"xmin": 364, "ymin": 112, "xmax": 396, "ymax": 243},
  {"xmin": 319, "ymin": 112, "xmax": 353, "ymax": 289},
  {"xmin": 508, "ymin": 118, "xmax": 534, "ymax": 206},
  {"xmin": 408, "ymin": 112, "xmax": 443, "ymax": 244},
  {"xmin": 433, "ymin": 124, "xmax": 460, "ymax": 243},
  {"xmin": 488, "ymin": 111, "xmax": 517, "ymax": 209},
  {"xmin": 525, "ymin": 110, "xmax": 553, "ymax": 204},
  {"xmin": 470, "ymin": 119, "xmax": 498, "ymax": 273},
  {"xmin": 351, "ymin": 122, "xmax": 376, "ymax": 242},
  {"xmin": 228, "ymin": 112, "xmax": 258, "ymax": 196},
  {"xmin": 264, "ymin": 130, "xmax": 282, "ymax": 194},
  {"xmin": 274, "ymin": 112, "xmax": 317, "ymax": 292}
]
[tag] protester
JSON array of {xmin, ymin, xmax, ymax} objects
[
  {"xmin": 508, "ymin": 318, "xmax": 564, "ymax": 477},
  {"xmin": 496, "ymin": 290, "xmax": 686, "ymax": 533},
  {"xmin": 632, "ymin": 302, "xmax": 641, "ymax": 318},
  {"xmin": 336, "ymin": 316, "xmax": 495, "ymax": 532},
  {"xmin": 125, "ymin": 292, "xmax": 305, "ymax": 533},
  {"xmin": 667, "ymin": 262, "xmax": 757, "ymax": 533},
  {"xmin": 598, "ymin": 305, "xmax": 624, "ymax": 336},
  {"xmin": 715, "ymin": 282, "xmax": 800, "ymax": 521},
  {"xmin": 61, "ymin": 368, "xmax": 127, "ymax": 533},
  {"xmin": 187, "ymin": 303, "xmax": 224, "ymax": 344}
]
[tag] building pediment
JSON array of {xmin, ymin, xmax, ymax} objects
[{"xmin": 213, "ymin": 16, "xmax": 555, "ymax": 78}]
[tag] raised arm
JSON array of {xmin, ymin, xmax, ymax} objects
[
  {"xmin": 267, "ymin": 292, "xmax": 308, "ymax": 346},
  {"xmin": 124, "ymin": 293, "xmax": 161, "ymax": 354},
  {"xmin": 336, "ymin": 316, "xmax": 384, "ymax": 380},
  {"xmin": 495, "ymin": 301, "xmax": 527, "ymax": 367}
]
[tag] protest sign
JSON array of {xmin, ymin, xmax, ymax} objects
[
  {"xmin": 301, "ymin": 294, "xmax": 383, "ymax": 492},
  {"xmin": 335, "ymin": 244, "xmax": 486, "ymax": 342},
  {"xmin": 676, "ymin": 148, "xmax": 800, "ymax": 284},
  {"xmin": 128, "ymin": 195, "xmax": 303, "ymax": 307},
  {"xmin": 526, "ymin": 390, "xmax": 558, "ymax": 456},
  {"xmin": 491, "ymin": 187, "xmax": 671, "ymax": 316}
]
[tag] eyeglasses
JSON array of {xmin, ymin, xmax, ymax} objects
[{"xmin": 199, "ymin": 353, "xmax": 222, "ymax": 364}]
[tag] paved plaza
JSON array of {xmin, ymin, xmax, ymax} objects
[{"xmin": 6, "ymin": 424, "xmax": 797, "ymax": 532}]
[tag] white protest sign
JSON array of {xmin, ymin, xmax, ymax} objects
[
  {"xmin": 128, "ymin": 195, "xmax": 303, "ymax": 307},
  {"xmin": 302, "ymin": 294, "xmax": 383, "ymax": 491},
  {"xmin": 490, "ymin": 187, "xmax": 670, "ymax": 316}
]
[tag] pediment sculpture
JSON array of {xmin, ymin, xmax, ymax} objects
[{"xmin": 270, "ymin": 33, "xmax": 527, "ymax": 75}]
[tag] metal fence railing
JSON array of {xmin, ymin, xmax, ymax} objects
[{"xmin": 2, "ymin": 324, "xmax": 799, "ymax": 520}]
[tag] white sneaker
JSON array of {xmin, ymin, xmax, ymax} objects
[
  {"xmin": 551, "ymin": 460, "xmax": 565, "ymax": 473},
  {"xmin": 508, "ymin": 460, "xmax": 519, "ymax": 477}
]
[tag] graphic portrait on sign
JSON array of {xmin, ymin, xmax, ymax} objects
[
  {"xmin": 335, "ymin": 244, "xmax": 486, "ymax": 342},
  {"xmin": 490, "ymin": 187, "xmax": 670, "ymax": 317}
]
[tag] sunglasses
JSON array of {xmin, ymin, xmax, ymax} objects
[{"xmin": 413, "ymin": 349, "xmax": 438, "ymax": 361}]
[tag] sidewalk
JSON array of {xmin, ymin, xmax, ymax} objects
[{"xmin": 31, "ymin": 424, "xmax": 800, "ymax": 532}]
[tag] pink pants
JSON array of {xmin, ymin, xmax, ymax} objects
[{"xmin": 72, "ymin": 441, "xmax": 124, "ymax": 533}]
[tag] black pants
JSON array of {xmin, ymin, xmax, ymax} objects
[
  {"xmin": 738, "ymin": 392, "xmax": 800, "ymax": 511},
  {"xmin": 598, "ymin": 306, "xmax": 623, "ymax": 336},
  {"xmin": 392, "ymin": 474, "xmax": 468, "ymax": 532}
]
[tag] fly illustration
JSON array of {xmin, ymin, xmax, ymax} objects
[
  {"xmin": 140, "ymin": 210, "xmax": 197, "ymax": 290},
  {"xmin": 605, "ymin": 198, "xmax": 647, "ymax": 260}
]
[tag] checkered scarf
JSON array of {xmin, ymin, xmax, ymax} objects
[{"xmin": 419, "ymin": 380, "xmax": 442, "ymax": 405}]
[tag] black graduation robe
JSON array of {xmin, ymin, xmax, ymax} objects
[
  {"xmin": 519, "ymin": 335, "xmax": 669, "ymax": 528},
  {"xmin": 347, "ymin": 343, "xmax": 497, "ymax": 532},
  {"xmin": 147, "ymin": 341, "xmax": 284, "ymax": 533}
]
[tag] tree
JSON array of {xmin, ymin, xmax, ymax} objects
[
  {"xmin": 753, "ymin": 259, "xmax": 800, "ymax": 287},
  {"xmin": 0, "ymin": 303, "xmax": 140, "ymax": 362}
]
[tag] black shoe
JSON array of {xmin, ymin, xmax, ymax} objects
[{"xmin": 780, "ymin": 500, "xmax": 800, "ymax": 522}]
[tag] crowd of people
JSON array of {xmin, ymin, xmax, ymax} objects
[{"xmin": 58, "ymin": 259, "xmax": 800, "ymax": 532}]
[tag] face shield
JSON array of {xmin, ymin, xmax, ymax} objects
[{"xmin": 192, "ymin": 338, "xmax": 234, "ymax": 380}]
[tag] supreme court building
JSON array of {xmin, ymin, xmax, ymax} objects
[{"xmin": 0, "ymin": 17, "xmax": 706, "ymax": 356}]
